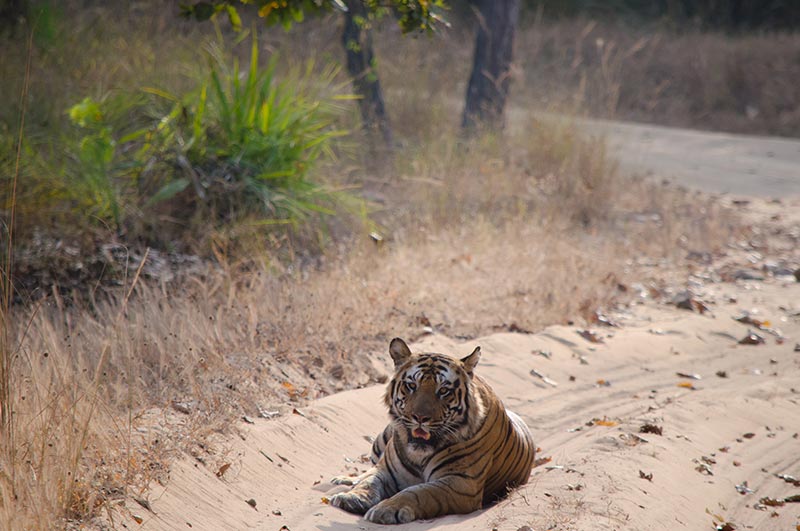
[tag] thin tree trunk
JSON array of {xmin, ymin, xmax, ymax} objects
[
  {"xmin": 0, "ymin": 0, "xmax": 27, "ymax": 31},
  {"xmin": 462, "ymin": 0, "xmax": 520, "ymax": 132},
  {"xmin": 341, "ymin": 0, "xmax": 393, "ymax": 149}
]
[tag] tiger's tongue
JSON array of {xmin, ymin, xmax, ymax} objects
[{"xmin": 412, "ymin": 428, "xmax": 431, "ymax": 440}]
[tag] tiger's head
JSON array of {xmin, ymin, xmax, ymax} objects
[{"xmin": 384, "ymin": 337, "xmax": 485, "ymax": 450}]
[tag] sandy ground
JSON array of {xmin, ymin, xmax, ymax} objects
[
  {"xmin": 102, "ymin": 121, "xmax": 800, "ymax": 531},
  {"xmin": 112, "ymin": 268, "xmax": 800, "ymax": 531},
  {"xmin": 587, "ymin": 118, "xmax": 800, "ymax": 198},
  {"xmin": 512, "ymin": 111, "xmax": 800, "ymax": 198}
]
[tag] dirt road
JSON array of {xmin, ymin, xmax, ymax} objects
[
  {"xmin": 110, "ymin": 121, "xmax": 800, "ymax": 531},
  {"xmin": 121, "ymin": 276, "xmax": 800, "ymax": 531},
  {"xmin": 512, "ymin": 112, "xmax": 800, "ymax": 198},
  {"xmin": 587, "ymin": 118, "xmax": 800, "ymax": 197}
]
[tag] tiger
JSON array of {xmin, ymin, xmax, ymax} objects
[{"xmin": 329, "ymin": 337, "xmax": 536, "ymax": 524}]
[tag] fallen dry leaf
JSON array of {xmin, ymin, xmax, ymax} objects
[
  {"xmin": 738, "ymin": 330, "xmax": 766, "ymax": 345},
  {"xmin": 784, "ymin": 494, "xmax": 800, "ymax": 503},
  {"xmin": 742, "ymin": 432, "xmax": 756, "ymax": 439},
  {"xmin": 533, "ymin": 456, "xmax": 552, "ymax": 468},
  {"xmin": 507, "ymin": 322, "xmax": 533, "ymax": 334},
  {"xmin": 530, "ymin": 369, "xmax": 558, "ymax": 387},
  {"xmin": 415, "ymin": 314, "xmax": 432, "ymax": 327},
  {"xmin": 282, "ymin": 381, "xmax": 304, "ymax": 400},
  {"xmin": 620, "ymin": 433, "xmax": 648, "ymax": 446},
  {"xmin": 759, "ymin": 497, "xmax": 785, "ymax": 507},
  {"xmin": 171, "ymin": 401, "xmax": 192, "ymax": 414},
  {"xmin": 640, "ymin": 423, "xmax": 663, "ymax": 436},
  {"xmin": 593, "ymin": 418, "xmax": 619, "ymax": 427},
  {"xmin": 734, "ymin": 313, "xmax": 770, "ymax": 329},
  {"xmin": 695, "ymin": 463, "xmax": 713, "ymax": 475},
  {"xmin": 677, "ymin": 381, "xmax": 696, "ymax": 389},
  {"xmin": 676, "ymin": 371, "xmax": 702, "ymax": 380},
  {"xmin": 592, "ymin": 311, "xmax": 620, "ymax": 327},
  {"xmin": 321, "ymin": 497, "xmax": 330, "ymax": 505},
  {"xmin": 245, "ymin": 498, "xmax": 257, "ymax": 509},
  {"xmin": 596, "ymin": 379, "xmax": 611, "ymax": 387},
  {"xmin": 133, "ymin": 497, "xmax": 152, "ymax": 512},
  {"xmin": 716, "ymin": 370, "xmax": 728, "ymax": 378},
  {"xmin": 577, "ymin": 329, "xmax": 604, "ymax": 343},
  {"xmin": 716, "ymin": 523, "xmax": 736, "ymax": 531},
  {"xmin": 216, "ymin": 463, "xmax": 231, "ymax": 478},
  {"xmin": 132, "ymin": 515, "xmax": 144, "ymax": 524},
  {"xmin": 639, "ymin": 470, "xmax": 653, "ymax": 481},
  {"xmin": 733, "ymin": 460, "xmax": 742, "ymax": 467},
  {"xmin": 674, "ymin": 293, "xmax": 711, "ymax": 314},
  {"xmin": 775, "ymin": 473, "xmax": 800, "ymax": 487},
  {"xmin": 705, "ymin": 507, "xmax": 724, "ymax": 522}
]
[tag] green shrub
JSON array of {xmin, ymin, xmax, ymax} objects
[
  {"xmin": 51, "ymin": 32, "xmax": 351, "ymax": 247},
  {"xmin": 139, "ymin": 34, "xmax": 351, "ymax": 228},
  {"xmin": 65, "ymin": 97, "xmax": 131, "ymax": 229}
]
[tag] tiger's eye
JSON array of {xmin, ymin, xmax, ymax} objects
[
  {"xmin": 405, "ymin": 381, "xmax": 417, "ymax": 392},
  {"xmin": 437, "ymin": 387, "xmax": 450, "ymax": 397}
]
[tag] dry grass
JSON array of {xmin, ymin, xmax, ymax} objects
[
  {"xmin": 364, "ymin": 15, "xmax": 800, "ymax": 137},
  {"xmin": 514, "ymin": 17, "xmax": 800, "ymax": 136},
  {"xmin": 0, "ymin": 4, "xmax": 749, "ymax": 529},
  {"xmin": 0, "ymin": 121, "xmax": 740, "ymax": 528}
]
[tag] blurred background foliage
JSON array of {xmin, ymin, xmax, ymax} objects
[
  {"xmin": 522, "ymin": 0, "xmax": 800, "ymax": 30},
  {"xmin": 1, "ymin": 0, "xmax": 799, "ymax": 296}
]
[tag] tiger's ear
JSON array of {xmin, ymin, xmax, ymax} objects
[
  {"xmin": 389, "ymin": 337, "xmax": 413, "ymax": 368},
  {"xmin": 460, "ymin": 346, "xmax": 481, "ymax": 376}
]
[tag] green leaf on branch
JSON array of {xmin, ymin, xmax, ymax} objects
[
  {"xmin": 146, "ymin": 178, "xmax": 191, "ymax": 206},
  {"xmin": 225, "ymin": 5, "xmax": 242, "ymax": 31}
]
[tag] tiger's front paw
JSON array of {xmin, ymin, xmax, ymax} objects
[
  {"xmin": 330, "ymin": 475, "xmax": 358, "ymax": 486},
  {"xmin": 329, "ymin": 491, "xmax": 374, "ymax": 515},
  {"xmin": 364, "ymin": 499, "xmax": 416, "ymax": 524}
]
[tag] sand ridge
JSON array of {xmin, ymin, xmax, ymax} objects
[{"xmin": 113, "ymin": 272, "xmax": 800, "ymax": 531}]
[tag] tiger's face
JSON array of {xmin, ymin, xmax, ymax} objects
[{"xmin": 385, "ymin": 338, "xmax": 481, "ymax": 450}]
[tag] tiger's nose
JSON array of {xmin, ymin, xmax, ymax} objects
[{"xmin": 412, "ymin": 414, "xmax": 431, "ymax": 424}]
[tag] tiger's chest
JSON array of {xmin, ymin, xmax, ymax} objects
[{"xmin": 386, "ymin": 436, "xmax": 439, "ymax": 489}]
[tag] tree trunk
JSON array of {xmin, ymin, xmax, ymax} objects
[
  {"xmin": 0, "ymin": 0, "xmax": 27, "ymax": 31},
  {"xmin": 461, "ymin": 0, "xmax": 520, "ymax": 132},
  {"xmin": 341, "ymin": 0, "xmax": 393, "ymax": 149}
]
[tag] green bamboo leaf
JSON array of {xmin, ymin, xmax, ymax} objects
[
  {"xmin": 193, "ymin": 82, "xmax": 208, "ymax": 143},
  {"xmin": 145, "ymin": 178, "xmax": 191, "ymax": 206},
  {"xmin": 225, "ymin": 5, "xmax": 242, "ymax": 32},
  {"xmin": 257, "ymin": 169, "xmax": 296, "ymax": 179},
  {"xmin": 258, "ymin": 102, "xmax": 270, "ymax": 133},
  {"xmin": 141, "ymin": 87, "xmax": 180, "ymax": 102}
]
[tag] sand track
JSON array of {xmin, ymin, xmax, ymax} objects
[{"xmin": 119, "ymin": 278, "xmax": 800, "ymax": 531}]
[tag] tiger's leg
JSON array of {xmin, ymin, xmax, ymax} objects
[
  {"xmin": 364, "ymin": 475, "xmax": 484, "ymax": 524},
  {"xmin": 330, "ymin": 424, "xmax": 393, "ymax": 486},
  {"xmin": 329, "ymin": 463, "xmax": 399, "ymax": 515}
]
